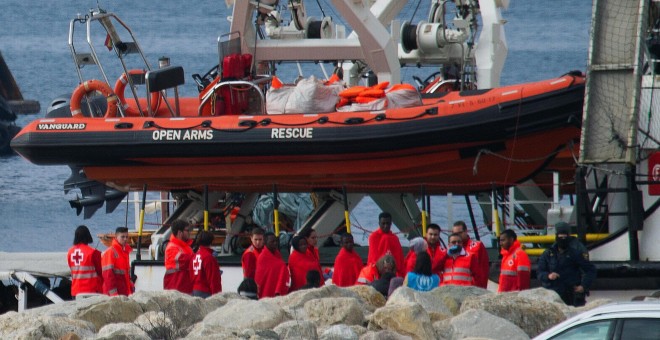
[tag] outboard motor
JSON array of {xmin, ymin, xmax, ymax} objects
[{"xmin": 46, "ymin": 94, "xmax": 109, "ymax": 118}]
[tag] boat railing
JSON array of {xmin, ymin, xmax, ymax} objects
[
  {"xmin": 197, "ymin": 77, "xmax": 270, "ymax": 116},
  {"xmin": 68, "ymin": 9, "xmax": 155, "ymax": 117}
]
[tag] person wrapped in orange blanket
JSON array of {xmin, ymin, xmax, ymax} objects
[
  {"xmin": 255, "ymin": 232, "xmax": 290, "ymax": 298},
  {"xmin": 332, "ymin": 233, "xmax": 363, "ymax": 287}
]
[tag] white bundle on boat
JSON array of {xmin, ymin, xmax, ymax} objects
[
  {"xmin": 266, "ymin": 76, "xmax": 342, "ymax": 114},
  {"xmin": 386, "ymin": 86, "xmax": 423, "ymax": 108}
]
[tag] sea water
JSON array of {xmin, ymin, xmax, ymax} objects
[{"xmin": 0, "ymin": 0, "xmax": 591, "ymax": 252}]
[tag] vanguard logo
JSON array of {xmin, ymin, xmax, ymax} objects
[{"xmin": 37, "ymin": 123, "xmax": 86, "ymax": 130}]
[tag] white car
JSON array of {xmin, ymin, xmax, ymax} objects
[{"xmin": 534, "ymin": 302, "xmax": 660, "ymax": 340}]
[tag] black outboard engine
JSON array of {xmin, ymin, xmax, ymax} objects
[{"xmin": 46, "ymin": 93, "xmax": 109, "ymax": 118}]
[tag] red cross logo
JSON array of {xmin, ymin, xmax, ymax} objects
[
  {"xmin": 193, "ymin": 254, "xmax": 202, "ymax": 275},
  {"xmin": 71, "ymin": 249, "xmax": 84, "ymax": 266},
  {"xmin": 653, "ymin": 164, "xmax": 660, "ymax": 182}
]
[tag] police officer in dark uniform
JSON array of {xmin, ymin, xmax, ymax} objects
[{"xmin": 537, "ymin": 223, "xmax": 596, "ymax": 306}]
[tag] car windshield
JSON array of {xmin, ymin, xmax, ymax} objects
[
  {"xmin": 550, "ymin": 320, "xmax": 613, "ymax": 340},
  {"xmin": 548, "ymin": 317, "xmax": 660, "ymax": 340},
  {"xmin": 620, "ymin": 318, "xmax": 660, "ymax": 340}
]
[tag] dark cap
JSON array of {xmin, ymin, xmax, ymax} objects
[{"xmin": 555, "ymin": 222, "xmax": 570, "ymax": 235}]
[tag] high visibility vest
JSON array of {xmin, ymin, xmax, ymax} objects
[
  {"xmin": 498, "ymin": 240, "xmax": 531, "ymax": 292},
  {"xmin": 441, "ymin": 253, "xmax": 475, "ymax": 286},
  {"xmin": 101, "ymin": 239, "xmax": 133, "ymax": 296},
  {"xmin": 356, "ymin": 263, "xmax": 379, "ymax": 285},
  {"xmin": 67, "ymin": 244, "xmax": 103, "ymax": 296},
  {"xmin": 164, "ymin": 235, "xmax": 194, "ymax": 294}
]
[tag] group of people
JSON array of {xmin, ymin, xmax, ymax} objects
[
  {"xmin": 240, "ymin": 228, "xmax": 324, "ymax": 298},
  {"xmin": 237, "ymin": 212, "xmax": 527, "ymax": 300},
  {"xmin": 345, "ymin": 212, "xmax": 492, "ymax": 297},
  {"xmin": 67, "ymin": 220, "xmax": 223, "ymax": 299},
  {"xmin": 68, "ymin": 215, "xmax": 595, "ymax": 307},
  {"xmin": 66, "ymin": 225, "xmax": 132, "ymax": 298}
]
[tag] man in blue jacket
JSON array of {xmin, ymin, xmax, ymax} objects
[{"xmin": 537, "ymin": 223, "xmax": 596, "ymax": 306}]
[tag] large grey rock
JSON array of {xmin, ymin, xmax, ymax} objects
[
  {"xmin": 304, "ymin": 297, "xmax": 365, "ymax": 326},
  {"xmin": 96, "ymin": 322, "xmax": 150, "ymax": 340},
  {"xmin": 266, "ymin": 285, "xmax": 367, "ymax": 320},
  {"xmin": 184, "ymin": 328, "xmax": 280, "ymax": 340},
  {"xmin": 346, "ymin": 285, "xmax": 387, "ymax": 311},
  {"xmin": 516, "ymin": 287, "xmax": 564, "ymax": 303},
  {"xmin": 460, "ymin": 294, "xmax": 565, "ymax": 337},
  {"xmin": 360, "ymin": 330, "xmax": 413, "ymax": 340},
  {"xmin": 434, "ymin": 309, "xmax": 529, "ymax": 340},
  {"xmin": 187, "ymin": 299, "xmax": 288, "ymax": 336},
  {"xmin": 387, "ymin": 287, "xmax": 453, "ymax": 322},
  {"xmin": 429, "ymin": 285, "xmax": 492, "ymax": 315},
  {"xmin": 319, "ymin": 324, "xmax": 359, "ymax": 340},
  {"xmin": 369, "ymin": 302, "xmax": 435, "ymax": 340},
  {"xmin": 273, "ymin": 285, "xmax": 358, "ymax": 308},
  {"xmin": 0, "ymin": 311, "xmax": 45, "ymax": 340},
  {"xmin": 39, "ymin": 315, "xmax": 96, "ymax": 339},
  {"xmin": 274, "ymin": 319, "xmax": 318, "ymax": 340},
  {"xmin": 203, "ymin": 293, "xmax": 230, "ymax": 313},
  {"xmin": 73, "ymin": 296, "xmax": 144, "ymax": 331},
  {"xmin": 0, "ymin": 312, "xmax": 95, "ymax": 340},
  {"xmin": 130, "ymin": 290, "xmax": 210, "ymax": 329},
  {"xmin": 25, "ymin": 295, "xmax": 109, "ymax": 318}
]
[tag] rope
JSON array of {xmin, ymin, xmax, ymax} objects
[
  {"xmin": 503, "ymin": 87, "xmax": 524, "ymax": 187},
  {"xmin": 313, "ymin": 0, "xmax": 326, "ymax": 17},
  {"xmin": 409, "ymin": 0, "xmax": 423, "ymax": 23},
  {"xmin": 472, "ymin": 143, "xmax": 574, "ymax": 176}
]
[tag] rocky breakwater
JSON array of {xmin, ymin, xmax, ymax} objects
[{"xmin": 0, "ymin": 285, "xmax": 613, "ymax": 339}]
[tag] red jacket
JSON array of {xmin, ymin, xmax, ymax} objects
[
  {"xmin": 441, "ymin": 250, "xmax": 478, "ymax": 286},
  {"xmin": 289, "ymin": 249, "xmax": 323, "ymax": 291},
  {"xmin": 498, "ymin": 240, "xmax": 531, "ymax": 292},
  {"xmin": 101, "ymin": 239, "xmax": 133, "ymax": 296},
  {"xmin": 367, "ymin": 228, "xmax": 405, "ymax": 277},
  {"xmin": 192, "ymin": 246, "xmax": 222, "ymax": 295},
  {"xmin": 463, "ymin": 237, "xmax": 490, "ymax": 288},
  {"xmin": 164, "ymin": 235, "xmax": 194, "ymax": 294},
  {"xmin": 404, "ymin": 250, "xmax": 417, "ymax": 274},
  {"xmin": 333, "ymin": 248, "xmax": 363, "ymax": 287},
  {"xmin": 241, "ymin": 245, "xmax": 262, "ymax": 279},
  {"xmin": 255, "ymin": 247, "xmax": 290, "ymax": 298},
  {"xmin": 68, "ymin": 244, "xmax": 103, "ymax": 296},
  {"xmin": 427, "ymin": 242, "xmax": 447, "ymax": 277}
]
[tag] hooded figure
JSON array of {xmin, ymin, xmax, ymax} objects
[
  {"xmin": 538, "ymin": 223, "xmax": 596, "ymax": 306},
  {"xmin": 404, "ymin": 237, "xmax": 427, "ymax": 273},
  {"xmin": 554, "ymin": 222, "xmax": 588, "ymax": 256}
]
